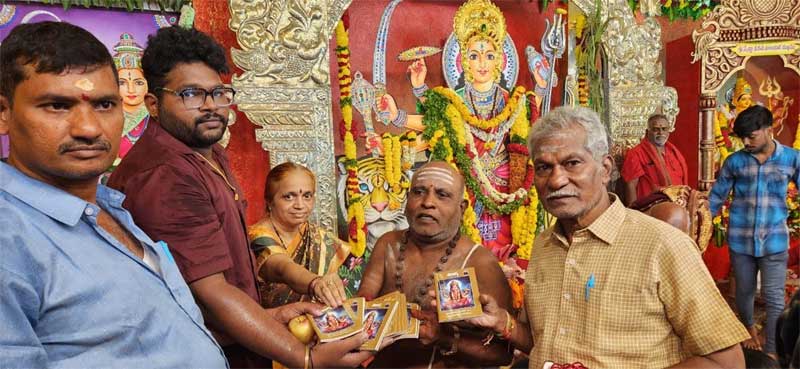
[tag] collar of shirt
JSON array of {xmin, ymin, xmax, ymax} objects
[
  {"xmin": 745, "ymin": 139, "xmax": 783, "ymax": 163},
  {"xmin": 547, "ymin": 193, "xmax": 624, "ymax": 249},
  {"xmin": 0, "ymin": 161, "xmax": 127, "ymax": 227}
]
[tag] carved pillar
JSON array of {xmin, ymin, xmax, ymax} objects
[
  {"xmin": 228, "ymin": 0, "xmax": 352, "ymax": 236},
  {"xmin": 698, "ymin": 93, "xmax": 716, "ymax": 191}
]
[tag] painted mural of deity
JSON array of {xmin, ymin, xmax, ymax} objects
[
  {"xmin": 112, "ymin": 33, "xmax": 149, "ymax": 166},
  {"xmin": 378, "ymin": 0, "xmax": 540, "ymax": 265}
]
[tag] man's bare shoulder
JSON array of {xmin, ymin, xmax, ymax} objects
[
  {"xmin": 374, "ymin": 230, "xmax": 404, "ymax": 247},
  {"xmin": 463, "ymin": 242, "xmax": 501, "ymax": 267}
]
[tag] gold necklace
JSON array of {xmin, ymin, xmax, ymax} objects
[{"xmin": 194, "ymin": 152, "xmax": 239, "ymax": 201}]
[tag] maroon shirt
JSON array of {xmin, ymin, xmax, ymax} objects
[{"xmin": 107, "ymin": 122, "xmax": 258, "ymax": 302}]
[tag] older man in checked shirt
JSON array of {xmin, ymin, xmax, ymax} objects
[{"xmin": 710, "ymin": 105, "xmax": 800, "ymax": 359}]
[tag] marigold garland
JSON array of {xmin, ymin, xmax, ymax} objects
[
  {"xmin": 336, "ymin": 20, "xmax": 366, "ymax": 257},
  {"xmin": 513, "ymin": 187, "xmax": 538, "ymax": 260},
  {"xmin": 432, "ymin": 86, "xmax": 526, "ymax": 131},
  {"xmin": 381, "ymin": 132, "xmax": 405, "ymax": 207}
]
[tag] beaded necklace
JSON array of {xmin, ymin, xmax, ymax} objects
[
  {"xmin": 466, "ymin": 84, "xmax": 499, "ymax": 120},
  {"xmin": 395, "ymin": 231, "xmax": 461, "ymax": 305}
]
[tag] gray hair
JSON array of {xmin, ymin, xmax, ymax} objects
[
  {"xmin": 647, "ymin": 113, "xmax": 669, "ymax": 128},
  {"xmin": 528, "ymin": 106, "xmax": 609, "ymax": 162}
]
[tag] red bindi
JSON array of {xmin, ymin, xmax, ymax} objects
[{"xmin": 81, "ymin": 93, "xmax": 90, "ymax": 101}]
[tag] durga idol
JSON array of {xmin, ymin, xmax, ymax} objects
[{"xmin": 379, "ymin": 0, "xmax": 540, "ymax": 268}]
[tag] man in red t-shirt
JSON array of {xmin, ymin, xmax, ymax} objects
[
  {"xmin": 108, "ymin": 27, "xmax": 374, "ymax": 368},
  {"xmin": 621, "ymin": 114, "xmax": 689, "ymax": 206}
]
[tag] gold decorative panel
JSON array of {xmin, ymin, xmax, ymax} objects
[
  {"xmin": 571, "ymin": 0, "xmax": 680, "ymax": 155},
  {"xmin": 228, "ymin": 0, "xmax": 352, "ymax": 235}
]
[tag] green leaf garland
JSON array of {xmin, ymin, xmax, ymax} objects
[{"xmin": 421, "ymin": 89, "xmax": 529, "ymax": 215}]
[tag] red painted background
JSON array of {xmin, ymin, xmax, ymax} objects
[
  {"xmin": 665, "ymin": 35, "xmax": 700, "ymax": 188},
  {"xmin": 194, "ymin": 0, "xmax": 562, "ymax": 225}
]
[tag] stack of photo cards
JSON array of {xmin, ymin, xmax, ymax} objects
[
  {"xmin": 434, "ymin": 267, "xmax": 483, "ymax": 323},
  {"xmin": 398, "ymin": 303, "xmax": 421, "ymax": 340},
  {"xmin": 360, "ymin": 299, "xmax": 397, "ymax": 351},
  {"xmin": 305, "ymin": 293, "xmax": 422, "ymax": 350}
]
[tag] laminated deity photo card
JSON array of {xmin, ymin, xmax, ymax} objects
[
  {"xmin": 434, "ymin": 267, "xmax": 483, "ymax": 323},
  {"xmin": 307, "ymin": 304, "xmax": 361, "ymax": 343},
  {"xmin": 359, "ymin": 300, "xmax": 397, "ymax": 351}
]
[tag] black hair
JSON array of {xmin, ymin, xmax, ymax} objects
[
  {"xmin": 141, "ymin": 27, "xmax": 229, "ymax": 95},
  {"xmin": 733, "ymin": 105, "xmax": 773, "ymax": 138},
  {"xmin": 0, "ymin": 21, "xmax": 115, "ymax": 103}
]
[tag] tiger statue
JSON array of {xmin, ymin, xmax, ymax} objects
[{"xmin": 337, "ymin": 156, "xmax": 410, "ymax": 253}]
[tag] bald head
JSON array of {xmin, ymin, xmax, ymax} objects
[{"xmin": 411, "ymin": 161, "xmax": 465, "ymax": 198}]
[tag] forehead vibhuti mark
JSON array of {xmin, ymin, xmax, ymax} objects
[{"xmin": 413, "ymin": 167, "xmax": 456, "ymax": 186}]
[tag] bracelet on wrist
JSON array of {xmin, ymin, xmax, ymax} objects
[
  {"xmin": 412, "ymin": 83, "xmax": 429, "ymax": 99},
  {"xmin": 499, "ymin": 310, "xmax": 515, "ymax": 340},
  {"xmin": 391, "ymin": 109, "xmax": 408, "ymax": 127},
  {"xmin": 495, "ymin": 310, "xmax": 511, "ymax": 337},
  {"xmin": 307, "ymin": 276, "xmax": 321, "ymax": 299}
]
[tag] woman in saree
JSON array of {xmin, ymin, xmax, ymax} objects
[{"xmin": 248, "ymin": 162, "xmax": 351, "ymax": 308}]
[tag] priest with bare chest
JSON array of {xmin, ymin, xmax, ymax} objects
[{"xmin": 358, "ymin": 161, "xmax": 513, "ymax": 368}]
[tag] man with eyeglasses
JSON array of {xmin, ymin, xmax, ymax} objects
[
  {"xmin": 108, "ymin": 27, "xmax": 374, "ymax": 368},
  {"xmin": 621, "ymin": 113, "xmax": 689, "ymax": 206}
]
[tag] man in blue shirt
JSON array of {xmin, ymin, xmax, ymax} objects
[
  {"xmin": 710, "ymin": 105, "xmax": 800, "ymax": 359},
  {"xmin": 0, "ymin": 22, "xmax": 231, "ymax": 368}
]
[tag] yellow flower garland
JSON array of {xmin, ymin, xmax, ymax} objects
[
  {"xmin": 391, "ymin": 135, "xmax": 402, "ymax": 192},
  {"xmin": 336, "ymin": 20, "xmax": 366, "ymax": 257},
  {"xmin": 793, "ymin": 114, "xmax": 800, "ymax": 149},
  {"xmin": 433, "ymin": 86, "xmax": 526, "ymax": 131},
  {"xmin": 514, "ymin": 187, "xmax": 538, "ymax": 260}
]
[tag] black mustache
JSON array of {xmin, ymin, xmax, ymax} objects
[
  {"xmin": 58, "ymin": 139, "xmax": 111, "ymax": 154},
  {"xmin": 195, "ymin": 114, "xmax": 227, "ymax": 125}
]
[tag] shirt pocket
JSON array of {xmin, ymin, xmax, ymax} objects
[
  {"xmin": 589, "ymin": 282, "xmax": 661, "ymax": 356},
  {"xmin": 766, "ymin": 167, "xmax": 791, "ymax": 193}
]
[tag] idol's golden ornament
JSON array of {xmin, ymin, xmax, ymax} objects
[{"xmin": 453, "ymin": 0, "xmax": 506, "ymax": 83}]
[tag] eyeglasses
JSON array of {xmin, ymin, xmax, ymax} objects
[
  {"xmin": 649, "ymin": 126, "xmax": 672, "ymax": 133},
  {"xmin": 157, "ymin": 86, "xmax": 236, "ymax": 109}
]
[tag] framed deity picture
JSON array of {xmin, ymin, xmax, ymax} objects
[
  {"xmin": 308, "ymin": 305, "xmax": 361, "ymax": 343},
  {"xmin": 434, "ymin": 267, "xmax": 483, "ymax": 323}
]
